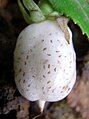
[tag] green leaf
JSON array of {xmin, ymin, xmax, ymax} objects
[{"xmin": 48, "ymin": 0, "xmax": 89, "ymax": 38}]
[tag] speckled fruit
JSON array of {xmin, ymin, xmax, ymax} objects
[{"xmin": 14, "ymin": 20, "xmax": 76, "ymax": 102}]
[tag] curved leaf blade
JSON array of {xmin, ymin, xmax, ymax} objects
[{"xmin": 48, "ymin": 0, "xmax": 89, "ymax": 38}]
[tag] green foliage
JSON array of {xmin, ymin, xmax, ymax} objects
[{"xmin": 48, "ymin": 0, "xmax": 89, "ymax": 38}]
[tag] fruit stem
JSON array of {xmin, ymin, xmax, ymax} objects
[
  {"xmin": 39, "ymin": 0, "xmax": 60, "ymax": 17},
  {"xmin": 38, "ymin": 100, "xmax": 46, "ymax": 113},
  {"xmin": 18, "ymin": 0, "xmax": 45, "ymax": 23},
  {"xmin": 18, "ymin": 0, "xmax": 32, "ymax": 24},
  {"xmin": 18, "ymin": 0, "xmax": 61, "ymax": 24}
]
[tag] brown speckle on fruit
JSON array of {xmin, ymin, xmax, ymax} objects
[
  {"xmin": 43, "ymin": 48, "xmax": 47, "ymax": 51},
  {"xmin": 26, "ymin": 55, "xmax": 29, "ymax": 59},
  {"xmin": 48, "ymin": 86, "xmax": 51, "ymax": 89},
  {"xmin": 56, "ymin": 51, "xmax": 60, "ymax": 53},
  {"xmin": 48, "ymin": 64, "xmax": 50, "ymax": 68},
  {"xmin": 59, "ymin": 55, "xmax": 61, "ymax": 57},
  {"xmin": 47, "ymin": 81, "xmax": 51, "ymax": 84},
  {"xmin": 52, "ymin": 89, "xmax": 55, "ymax": 93},
  {"xmin": 42, "ymin": 87, "xmax": 44, "ymax": 90},
  {"xmin": 28, "ymin": 84, "xmax": 31, "ymax": 87},
  {"xmin": 23, "ymin": 80, "xmax": 25, "ymax": 83},
  {"xmin": 43, "ymin": 65, "xmax": 45, "ymax": 69},
  {"xmin": 19, "ymin": 68, "xmax": 22, "ymax": 72},
  {"xmin": 42, "ymin": 39, "xmax": 44, "ymax": 42},
  {"xmin": 30, "ymin": 49, "xmax": 32, "ymax": 52},
  {"xmin": 24, "ymin": 61, "xmax": 26, "ymax": 65},
  {"xmin": 43, "ymin": 75, "xmax": 45, "ymax": 78},
  {"xmin": 54, "ymin": 68, "xmax": 56, "ymax": 72},
  {"xmin": 18, "ymin": 57, "xmax": 21, "ymax": 60},
  {"xmin": 50, "ymin": 40, "xmax": 53, "ymax": 43},
  {"xmin": 23, "ymin": 72, "xmax": 25, "ymax": 76},
  {"xmin": 49, "ymin": 33, "xmax": 51, "ymax": 35},
  {"xmin": 47, "ymin": 54, "xmax": 51, "ymax": 56},
  {"xmin": 48, "ymin": 71, "xmax": 50, "ymax": 74},
  {"xmin": 18, "ymin": 79, "xmax": 21, "ymax": 83},
  {"xmin": 32, "ymin": 75, "xmax": 35, "ymax": 78}
]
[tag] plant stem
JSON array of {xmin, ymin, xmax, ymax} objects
[{"xmin": 18, "ymin": 0, "xmax": 46, "ymax": 23}]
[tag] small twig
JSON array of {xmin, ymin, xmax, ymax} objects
[{"xmin": 32, "ymin": 114, "xmax": 41, "ymax": 119}]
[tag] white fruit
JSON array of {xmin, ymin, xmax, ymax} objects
[{"xmin": 14, "ymin": 20, "xmax": 76, "ymax": 103}]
